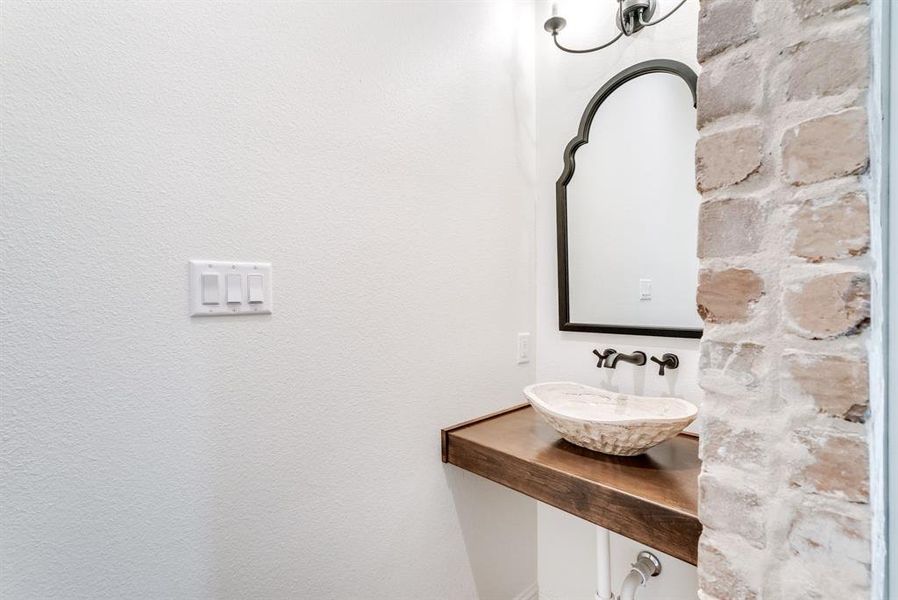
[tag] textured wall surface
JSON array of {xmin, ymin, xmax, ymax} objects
[
  {"xmin": 533, "ymin": 0, "xmax": 701, "ymax": 598},
  {"xmin": 0, "ymin": 2, "xmax": 538, "ymax": 598},
  {"xmin": 694, "ymin": 0, "xmax": 875, "ymax": 597}
]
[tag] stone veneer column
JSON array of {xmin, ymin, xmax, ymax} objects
[{"xmin": 694, "ymin": 0, "xmax": 873, "ymax": 598}]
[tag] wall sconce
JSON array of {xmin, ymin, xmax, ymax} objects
[{"xmin": 544, "ymin": 0, "xmax": 687, "ymax": 54}]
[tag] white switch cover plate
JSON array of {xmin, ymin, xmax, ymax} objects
[
  {"xmin": 517, "ymin": 332, "xmax": 531, "ymax": 364},
  {"xmin": 189, "ymin": 260, "xmax": 272, "ymax": 316},
  {"xmin": 639, "ymin": 278, "xmax": 652, "ymax": 301}
]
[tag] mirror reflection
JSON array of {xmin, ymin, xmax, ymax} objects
[{"xmin": 560, "ymin": 63, "xmax": 702, "ymax": 336}]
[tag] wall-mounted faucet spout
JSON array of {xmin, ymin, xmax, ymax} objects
[{"xmin": 606, "ymin": 350, "xmax": 647, "ymax": 369}]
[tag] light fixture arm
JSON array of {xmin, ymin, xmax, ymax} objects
[
  {"xmin": 544, "ymin": 0, "xmax": 689, "ymax": 55},
  {"xmin": 552, "ymin": 31, "xmax": 623, "ymax": 55}
]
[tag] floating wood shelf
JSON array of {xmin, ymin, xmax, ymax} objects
[{"xmin": 441, "ymin": 404, "xmax": 701, "ymax": 565}]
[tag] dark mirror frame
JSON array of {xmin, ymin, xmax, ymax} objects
[{"xmin": 556, "ymin": 59, "xmax": 702, "ymax": 339}]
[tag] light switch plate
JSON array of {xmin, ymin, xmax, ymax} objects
[
  {"xmin": 639, "ymin": 278, "xmax": 652, "ymax": 301},
  {"xmin": 189, "ymin": 260, "xmax": 272, "ymax": 316},
  {"xmin": 517, "ymin": 332, "xmax": 531, "ymax": 364}
]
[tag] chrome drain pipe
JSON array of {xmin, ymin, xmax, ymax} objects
[{"xmin": 618, "ymin": 551, "xmax": 662, "ymax": 600}]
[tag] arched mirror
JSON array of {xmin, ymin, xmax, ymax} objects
[{"xmin": 557, "ymin": 59, "xmax": 701, "ymax": 338}]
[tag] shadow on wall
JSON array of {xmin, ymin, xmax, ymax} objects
[{"xmin": 444, "ymin": 467, "xmax": 537, "ymax": 600}]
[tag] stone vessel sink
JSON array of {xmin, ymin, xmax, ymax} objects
[{"xmin": 524, "ymin": 382, "xmax": 698, "ymax": 456}]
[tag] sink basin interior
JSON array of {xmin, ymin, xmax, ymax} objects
[{"xmin": 525, "ymin": 382, "xmax": 697, "ymax": 424}]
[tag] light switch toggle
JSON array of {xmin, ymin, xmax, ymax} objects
[
  {"xmin": 227, "ymin": 274, "xmax": 242, "ymax": 304},
  {"xmin": 247, "ymin": 274, "xmax": 264, "ymax": 303},
  {"xmin": 202, "ymin": 273, "xmax": 220, "ymax": 305}
]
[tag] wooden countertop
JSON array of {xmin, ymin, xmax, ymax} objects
[{"xmin": 441, "ymin": 404, "xmax": 701, "ymax": 565}]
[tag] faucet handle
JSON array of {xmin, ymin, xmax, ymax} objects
[
  {"xmin": 650, "ymin": 353, "xmax": 679, "ymax": 376},
  {"xmin": 592, "ymin": 348, "xmax": 616, "ymax": 368}
]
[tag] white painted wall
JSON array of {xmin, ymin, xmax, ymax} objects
[
  {"xmin": 533, "ymin": 0, "xmax": 701, "ymax": 597},
  {"xmin": 0, "ymin": 2, "xmax": 538, "ymax": 598},
  {"xmin": 538, "ymin": 505, "xmax": 699, "ymax": 600}
]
